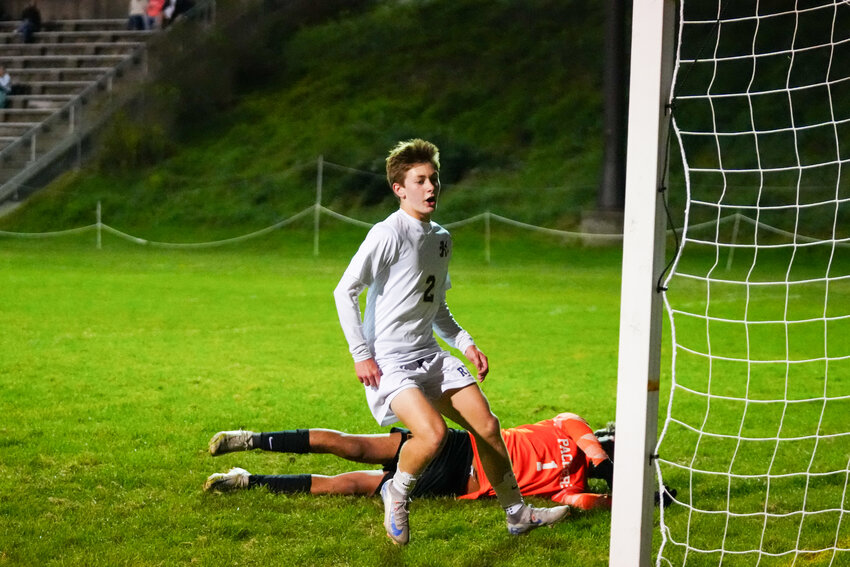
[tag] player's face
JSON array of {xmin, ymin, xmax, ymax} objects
[{"xmin": 394, "ymin": 162, "xmax": 440, "ymax": 221}]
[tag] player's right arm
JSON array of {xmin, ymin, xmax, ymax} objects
[
  {"xmin": 334, "ymin": 272, "xmax": 382, "ymax": 386},
  {"xmin": 333, "ymin": 224, "xmax": 398, "ymax": 386}
]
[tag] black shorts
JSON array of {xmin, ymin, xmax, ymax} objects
[{"xmin": 376, "ymin": 427, "xmax": 474, "ymax": 498}]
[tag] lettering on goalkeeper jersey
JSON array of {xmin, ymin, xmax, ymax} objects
[{"xmin": 558, "ymin": 437, "xmax": 574, "ymax": 488}]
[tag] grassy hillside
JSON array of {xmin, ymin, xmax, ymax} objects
[{"xmin": 0, "ymin": 0, "xmax": 611, "ymax": 239}]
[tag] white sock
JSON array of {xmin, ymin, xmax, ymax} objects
[
  {"xmin": 493, "ymin": 470, "xmax": 524, "ymax": 512},
  {"xmin": 392, "ymin": 470, "xmax": 418, "ymax": 498}
]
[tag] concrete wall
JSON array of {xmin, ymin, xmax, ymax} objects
[{"xmin": 2, "ymin": 0, "xmax": 126, "ymax": 20}]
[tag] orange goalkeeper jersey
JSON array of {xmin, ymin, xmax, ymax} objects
[{"xmin": 459, "ymin": 412, "xmax": 610, "ymax": 508}]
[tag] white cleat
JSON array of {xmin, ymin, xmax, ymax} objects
[
  {"xmin": 506, "ymin": 504, "xmax": 571, "ymax": 535},
  {"xmin": 208, "ymin": 430, "xmax": 255, "ymax": 456},
  {"xmin": 381, "ymin": 479, "xmax": 410, "ymax": 545},
  {"xmin": 204, "ymin": 467, "xmax": 251, "ymax": 492}
]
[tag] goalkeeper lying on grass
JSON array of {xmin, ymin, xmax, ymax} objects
[{"xmin": 204, "ymin": 411, "xmax": 615, "ymax": 511}]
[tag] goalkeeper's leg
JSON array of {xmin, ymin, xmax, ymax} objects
[{"xmin": 204, "ymin": 469, "xmax": 384, "ymax": 495}]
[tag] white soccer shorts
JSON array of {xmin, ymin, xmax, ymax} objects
[{"xmin": 366, "ymin": 350, "xmax": 477, "ymax": 427}]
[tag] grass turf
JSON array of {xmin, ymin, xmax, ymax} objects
[
  {"xmin": 3, "ymin": 221, "xmax": 846, "ymax": 565},
  {"xmin": 0, "ymin": 224, "xmax": 623, "ymax": 566}
]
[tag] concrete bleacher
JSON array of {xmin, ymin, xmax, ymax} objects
[{"xmin": 0, "ymin": 17, "xmax": 156, "ymax": 205}]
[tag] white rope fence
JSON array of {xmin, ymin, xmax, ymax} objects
[
  {"xmin": 0, "ymin": 202, "xmax": 622, "ymax": 260},
  {"xmin": 3, "ymin": 201, "xmax": 846, "ymax": 264}
]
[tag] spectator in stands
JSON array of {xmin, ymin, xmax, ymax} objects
[
  {"xmin": 17, "ymin": 1, "xmax": 41, "ymax": 43},
  {"xmin": 128, "ymin": 0, "xmax": 149, "ymax": 31},
  {"xmin": 0, "ymin": 65, "xmax": 11, "ymax": 108},
  {"xmin": 147, "ymin": 0, "xmax": 166, "ymax": 30}
]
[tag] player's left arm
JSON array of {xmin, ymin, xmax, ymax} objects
[
  {"xmin": 554, "ymin": 413, "xmax": 612, "ymax": 463},
  {"xmin": 554, "ymin": 490, "xmax": 612, "ymax": 510},
  {"xmin": 553, "ymin": 413, "xmax": 614, "ymax": 490},
  {"xmin": 432, "ymin": 300, "xmax": 488, "ymax": 381},
  {"xmin": 463, "ymin": 344, "xmax": 489, "ymax": 382}
]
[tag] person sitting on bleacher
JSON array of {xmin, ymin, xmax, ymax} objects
[
  {"xmin": 128, "ymin": 0, "xmax": 149, "ymax": 31},
  {"xmin": 17, "ymin": 2, "xmax": 42, "ymax": 44},
  {"xmin": 147, "ymin": 0, "xmax": 166, "ymax": 30},
  {"xmin": 0, "ymin": 65, "xmax": 11, "ymax": 108}
]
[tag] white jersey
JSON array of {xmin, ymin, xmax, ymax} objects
[{"xmin": 334, "ymin": 209, "xmax": 475, "ymax": 366}]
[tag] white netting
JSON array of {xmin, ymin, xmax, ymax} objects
[{"xmin": 657, "ymin": 1, "xmax": 850, "ymax": 566}]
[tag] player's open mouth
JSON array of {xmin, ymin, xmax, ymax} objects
[{"xmin": 426, "ymin": 196, "xmax": 437, "ymax": 206}]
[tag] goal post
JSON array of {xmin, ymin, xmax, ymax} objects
[{"xmin": 609, "ymin": 0, "xmax": 676, "ymax": 566}]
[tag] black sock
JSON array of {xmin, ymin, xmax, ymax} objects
[
  {"xmin": 249, "ymin": 474, "xmax": 312, "ymax": 493},
  {"xmin": 256, "ymin": 429, "xmax": 310, "ymax": 453}
]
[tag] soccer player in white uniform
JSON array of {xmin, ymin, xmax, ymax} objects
[{"xmin": 333, "ymin": 139, "xmax": 569, "ymax": 545}]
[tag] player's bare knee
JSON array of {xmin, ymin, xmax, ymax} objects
[
  {"xmin": 414, "ymin": 421, "xmax": 448, "ymax": 455},
  {"xmin": 336, "ymin": 433, "xmax": 368, "ymax": 460},
  {"xmin": 474, "ymin": 413, "xmax": 502, "ymax": 444}
]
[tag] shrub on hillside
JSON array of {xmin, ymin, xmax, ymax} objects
[{"xmin": 94, "ymin": 111, "xmax": 175, "ymax": 172}]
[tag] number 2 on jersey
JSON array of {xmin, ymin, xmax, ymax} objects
[{"xmin": 423, "ymin": 274, "xmax": 436, "ymax": 302}]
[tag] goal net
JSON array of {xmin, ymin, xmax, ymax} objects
[{"xmin": 656, "ymin": 1, "xmax": 850, "ymax": 566}]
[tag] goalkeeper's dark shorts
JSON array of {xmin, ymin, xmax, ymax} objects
[{"xmin": 375, "ymin": 427, "xmax": 474, "ymax": 498}]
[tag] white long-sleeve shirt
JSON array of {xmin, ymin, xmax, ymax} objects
[{"xmin": 334, "ymin": 209, "xmax": 475, "ymax": 366}]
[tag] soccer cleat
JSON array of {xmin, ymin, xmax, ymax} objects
[
  {"xmin": 380, "ymin": 479, "xmax": 410, "ymax": 545},
  {"xmin": 208, "ymin": 430, "xmax": 255, "ymax": 456},
  {"xmin": 594, "ymin": 421, "xmax": 616, "ymax": 439},
  {"xmin": 204, "ymin": 467, "xmax": 251, "ymax": 492},
  {"xmin": 506, "ymin": 504, "xmax": 571, "ymax": 535}
]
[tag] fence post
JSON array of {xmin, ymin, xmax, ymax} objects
[
  {"xmin": 96, "ymin": 201, "xmax": 102, "ymax": 250},
  {"xmin": 726, "ymin": 212, "xmax": 741, "ymax": 271},
  {"xmin": 314, "ymin": 155, "xmax": 323, "ymax": 257},
  {"xmin": 484, "ymin": 211, "xmax": 491, "ymax": 264}
]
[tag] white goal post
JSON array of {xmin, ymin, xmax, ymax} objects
[{"xmin": 609, "ymin": 0, "xmax": 676, "ymax": 566}]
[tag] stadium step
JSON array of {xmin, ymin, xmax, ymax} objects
[
  {"xmin": 3, "ymin": 54, "xmax": 133, "ymax": 69},
  {"xmin": 24, "ymin": 81, "xmax": 98, "ymax": 95},
  {"xmin": 0, "ymin": 29, "xmax": 154, "ymax": 45},
  {"xmin": 6, "ymin": 94, "xmax": 77, "ymax": 110},
  {"xmin": 0, "ymin": 19, "xmax": 130, "ymax": 33},
  {"xmin": 8, "ymin": 68, "xmax": 118, "ymax": 82},
  {"xmin": 2, "ymin": 42, "xmax": 144, "ymax": 57}
]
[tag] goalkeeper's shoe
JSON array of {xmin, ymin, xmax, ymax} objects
[
  {"xmin": 594, "ymin": 421, "xmax": 616, "ymax": 438},
  {"xmin": 381, "ymin": 479, "xmax": 410, "ymax": 545},
  {"xmin": 208, "ymin": 430, "xmax": 255, "ymax": 456},
  {"xmin": 506, "ymin": 504, "xmax": 571, "ymax": 535},
  {"xmin": 204, "ymin": 467, "xmax": 251, "ymax": 492}
]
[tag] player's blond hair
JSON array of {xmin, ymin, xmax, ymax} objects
[{"xmin": 385, "ymin": 139, "xmax": 440, "ymax": 187}]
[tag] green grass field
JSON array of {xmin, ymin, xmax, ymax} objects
[
  {"xmin": 0, "ymin": 223, "xmax": 625, "ymax": 566},
  {"xmin": 3, "ymin": 220, "xmax": 847, "ymax": 566}
]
